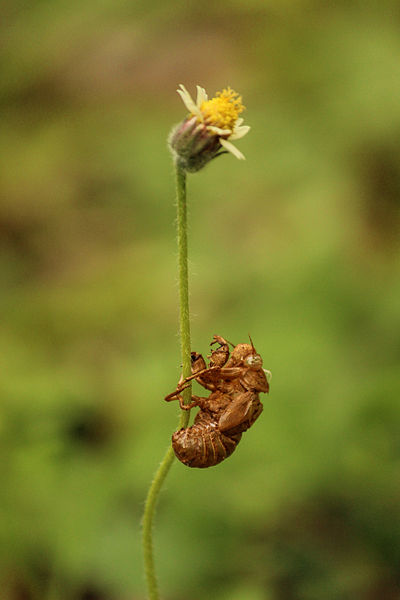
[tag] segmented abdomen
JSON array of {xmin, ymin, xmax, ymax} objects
[{"xmin": 172, "ymin": 412, "xmax": 241, "ymax": 468}]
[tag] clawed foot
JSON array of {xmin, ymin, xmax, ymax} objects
[
  {"xmin": 165, "ymin": 382, "xmax": 191, "ymax": 402},
  {"xmin": 210, "ymin": 335, "xmax": 234, "ymax": 348}
]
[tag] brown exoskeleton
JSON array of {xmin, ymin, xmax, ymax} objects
[{"xmin": 165, "ymin": 335, "xmax": 270, "ymax": 468}]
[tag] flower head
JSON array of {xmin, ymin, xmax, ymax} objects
[{"xmin": 169, "ymin": 84, "xmax": 250, "ymax": 172}]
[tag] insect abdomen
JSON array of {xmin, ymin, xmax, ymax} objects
[{"xmin": 172, "ymin": 413, "xmax": 241, "ymax": 468}]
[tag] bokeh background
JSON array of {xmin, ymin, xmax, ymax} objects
[{"xmin": 1, "ymin": 1, "xmax": 400, "ymax": 599}]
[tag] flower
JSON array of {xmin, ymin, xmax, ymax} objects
[
  {"xmin": 177, "ymin": 85, "xmax": 250, "ymax": 160},
  {"xmin": 169, "ymin": 84, "xmax": 250, "ymax": 172}
]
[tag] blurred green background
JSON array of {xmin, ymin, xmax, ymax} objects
[{"xmin": 1, "ymin": 1, "xmax": 400, "ymax": 599}]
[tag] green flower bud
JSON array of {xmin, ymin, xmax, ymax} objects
[{"xmin": 169, "ymin": 117, "xmax": 223, "ymax": 173}]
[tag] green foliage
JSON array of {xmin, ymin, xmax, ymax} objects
[{"xmin": 1, "ymin": 1, "xmax": 400, "ymax": 599}]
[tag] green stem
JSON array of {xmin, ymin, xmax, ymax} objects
[
  {"xmin": 142, "ymin": 161, "xmax": 192, "ymax": 600},
  {"xmin": 175, "ymin": 161, "xmax": 193, "ymax": 416}
]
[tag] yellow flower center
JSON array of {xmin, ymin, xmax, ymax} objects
[{"xmin": 200, "ymin": 88, "xmax": 244, "ymax": 131}]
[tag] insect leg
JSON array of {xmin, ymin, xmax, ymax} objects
[
  {"xmin": 165, "ymin": 366, "xmax": 219, "ymax": 400},
  {"xmin": 164, "ymin": 383, "xmax": 191, "ymax": 402},
  {"xmin": 165, "ymin": 390, "xmax": 207, "ymax": 411},
  {"xmin": 208, "ymin": 335, "xmax": 232, "ymax": 369},
  {"xmin": 210, "ymin": 335, "xmax": 235, "ymax": 348},
  {"xmin": 177, "ymin": 395, "xmax": 198, "ymax": 410},
  {"xmin": 213, "ymin": 366, "xmax": 243, "ymax": 380}
]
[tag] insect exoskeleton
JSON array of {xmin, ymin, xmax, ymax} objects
[
  {"xmin": 165, "ymin": 335, "xmax": 270, "ymax": 468},
  {"xmin": 172, "ymin": 413, "xmax": 241, "ymax": 468}
]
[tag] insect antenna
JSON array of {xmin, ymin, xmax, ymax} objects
[{"xmin": 248, "ymin": 333, "xmax": 256, "ymax": 353}]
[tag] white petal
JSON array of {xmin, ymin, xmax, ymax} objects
[
  {"xmin": 229, "ymin": 125, "xmax": 250, "ymax": 141},
  {"xmin": 235, "ymin": 118, "xmax": 244, "ymax": 126},
  {"xmin": 207, "ymin": 125, "xmax": 232, "ymax": 135},
  {"xmin": 220, "ymin": 138, "xmax": 245, "ymax": 160},
  {"xmin": 196, "ymin": 85, "xmax": 208, "ymax": 107},
  {"xmin": 177, "ymin": 84, "xmax": 202, "ymax": 119}
]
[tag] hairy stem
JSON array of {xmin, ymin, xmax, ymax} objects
[
  {"xmin": 175, "ymin": 161, "xmax": 193, "ymax": 417},
  {"xmin": 142, "ymin": 161, "xmax": 192, "ymax": 599},
  {"xmin": 142, "ymin": 445, "xmax": 176, "ymax": 600}
]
